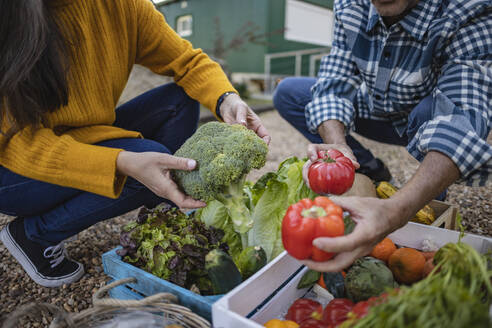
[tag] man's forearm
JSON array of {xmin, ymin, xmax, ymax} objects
[
  {"xmin": 389, "ymin": 151, "xmax": 460, "ymax": 225},
  {"xmin": 317, "ymin": 120, "xmax": 347, "ymax": 144}
]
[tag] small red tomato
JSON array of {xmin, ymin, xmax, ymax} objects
[
  {"xmin": 282, "ymin": 197, "xmax": 344, "ymax": 261},
  {"xmin": 299, "ymin": 318, "xmax": 332, "ymax": 328},
  {"xmin": 351, "ymin": 301, "xmax": 370, "ymax": 319},
  {"xmin": 308, "ymin": 149, "xmax": 355, "ymax": 195},
  {"xmin": 286, "ymin": 299, "xmax": 323, "ymax": 324},
  {"xmin": 322, "ymin": 298, "xmax": 354, "ymax": 325}
]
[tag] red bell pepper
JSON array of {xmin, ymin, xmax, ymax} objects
[
  {"xmin": 307, "ymin": 149, "xmax": 355, "ymax": 195},
  {"xmin": 286, "ymin": 298, "xmax": 323, "ymax": 324},
  {"xmin": 282, "ymin": 197, "xmax": 344, "ymax": 262},
  {"xmin": 322, "ymin": 298, "xmax": 354, "ymax": 325}
]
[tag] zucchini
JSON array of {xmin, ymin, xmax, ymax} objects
[
  {"xmin": 236, "ymin": 246, "xmax": 267, "ymax": 280},
  {"xmin": 205, "ymin": 249, "xmax": 242, "ymax": 294}
]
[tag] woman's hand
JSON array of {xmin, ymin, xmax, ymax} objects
[
  {"xmin": 116, "ymin": 151, "xmax": 206, "ymax": 209},
  {"xmin": 219, "ymin": 93, "xmax": 271, "ymax": 145},
  {"xmin": 301, "ymin": 196, "xmax": 407, "ymax": 272}
]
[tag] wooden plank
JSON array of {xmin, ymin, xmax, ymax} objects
[
  {"xmin": 428, "ymin": 200, "xmax": 458, "ymax": 230},
  {"xmin": 106, "ymin": 279, "xmax": 144, "ymax": 301},
  {"xmin": 388, "ymin": 222, "xmax": 492, "ymax": 253},
  {"xmin": 223, "ymin": 251, "xmax": 300, "ymax": 317},
  {"xmin": 249, "ymin": 267, "xmax": 309, "ymax": 325}
]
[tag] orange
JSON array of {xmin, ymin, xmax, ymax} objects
[
  {"xmin": 388, "ymin": 248, "xmax": 426, "ymax": 284},
  {"xmin": 264, "ymin": 319, "xmax": 299, "ymax": 328},
  {"xmin": 370, "ymin": 237, "xmax": 397, "ymax": 262}
]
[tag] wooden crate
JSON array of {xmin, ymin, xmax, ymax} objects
[
  {"xmin": 212, "ymin": 223, "xmax": 492, "ymax": 328},
  {"xmin": 428, "ymin": 200, "xmax": 459, "ymax": 230},
  {"xmin": 102, "ymin": 247, "xmax": 222, "ymax": 320}
]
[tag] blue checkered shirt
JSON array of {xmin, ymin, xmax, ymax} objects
[{"xmin": 305, "ymin": 0, "xmax": 492, "ymax": 186}]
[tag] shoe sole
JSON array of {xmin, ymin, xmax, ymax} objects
[{"xmin": 0, "ymin": 224, "xmax": 85, "ymax": 288}]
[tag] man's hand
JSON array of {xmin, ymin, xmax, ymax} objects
[
  {"xmin": 116, "ymin": 151, "xmax": 207, "ymax": 209},
  {"xmin": 301, "ymin": 196, "xmax": 406, "ymax": 271},
  {"xmin": 219, "ymin": 93, "xmax": 271, "ymax": 145},
  {"xmin": 301, "ymin": 150, "xmax": 460, "ymax": 272},
  {"xmin": 306, "ymin": 143, "xmax": 359, "ymax": 167}
]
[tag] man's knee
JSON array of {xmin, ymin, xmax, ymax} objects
[{"xmin": 273, "ymin": 77, "xmax": 299, "ymax": 111}]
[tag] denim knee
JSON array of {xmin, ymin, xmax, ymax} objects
[
  {"xmin": 273, "ymin": 77, "xmax": 316, "ymax": 115},
  {"xmin": 98, "ymin": 138, "xmax": 170, "ymax": 154},
  {"xmin": 273, "ymin": 77, "xmax": 303, "ymax": 114},
  {"xmin": 273, "ymin": 78, "xmax": 294, "ymax": 111},
  {"xmin": 169, "ymin": 83, "xmax": 200, "ymax": 118}
]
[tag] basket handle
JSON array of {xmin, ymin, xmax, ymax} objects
[{"xmin": 93, "ymin": 277, "xmax": 179, "ymax": 307}]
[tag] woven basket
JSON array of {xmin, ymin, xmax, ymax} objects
[{"xmin": 3, "ymin": 278, "xmax": 210, "ymax": 328}]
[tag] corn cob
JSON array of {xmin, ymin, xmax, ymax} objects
[{"xmin": 376, "ymin": 182, "xmax": 436, "ymax": 225}]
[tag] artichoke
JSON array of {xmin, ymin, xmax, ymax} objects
[{"xmin": 345, "ymin": 256, "xmax": 397, "ymax": 302}]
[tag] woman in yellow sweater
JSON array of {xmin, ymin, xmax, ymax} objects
[{"xmin": 0, "ymin": 0, "xmax": 270, "ymax": 287}]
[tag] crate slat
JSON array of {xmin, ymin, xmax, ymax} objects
[{"xmin": 102, "ymin": 247, "xmax": 222, "ymax": 320}]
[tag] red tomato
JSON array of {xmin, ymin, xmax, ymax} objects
[
  {"xmin": 351, "ymin": 301, "xmax": 370, "ymax": 319},
  {"xmin": 282, "ymin": 197, "xmax": 344, "ymax": 261},
  {"xmin": 286, "ymin": 298, "xmax": 323, "ymax": 324},
  {"xmin": 299, "ymin": 318, "xmax": 332, "ymax": 328},
  {"xmin": 322, "ymin": 298, "xmax": 354, "ymax": 325},
  {"xmin": 308, "ymin": 149, "xmax": 355, "ymax": 195}
]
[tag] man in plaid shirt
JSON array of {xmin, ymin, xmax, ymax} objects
[{"xmin": 273, "ymin": 0, "xmax": 491, "ymax": 271}]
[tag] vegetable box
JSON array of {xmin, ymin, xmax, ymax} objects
[
  {"xmin": 211, "ymin": 222, "xmax": 492, "ymax": 328},
  {"xmin": 101, "ymin": 247, "xmax": 222, "ymax": 320},
  {"xmin": 427, "ymin": 200, "xmax": 459, "ymax": 230}
]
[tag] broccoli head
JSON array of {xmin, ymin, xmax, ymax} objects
[{"xmin": 172, "ymin": 122, "xmax": 268, "ymax": 202}]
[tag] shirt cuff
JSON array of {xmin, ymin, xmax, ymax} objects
[
  {"xmin": 305, "ymin": 95, "xmax": 355, "ymax": 134},
  {"xmin": 407, "ymin": 119, "xmax": 492, "ymax": 186}
]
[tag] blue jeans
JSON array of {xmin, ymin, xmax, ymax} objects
[
  {"xmin": 273, "ymin": 77, "xmax": 432, "ymax": 166},
  {"xmin": 0, "ymin": 83, "xmax": 199, "ymax": 246}
]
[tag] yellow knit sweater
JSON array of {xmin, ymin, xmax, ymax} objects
[{"xmin": 0, "ymin": 0, "xmax": 235, "ymax": 199}]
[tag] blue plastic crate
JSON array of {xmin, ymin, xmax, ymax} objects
[{"xmin": 102, "ymin": 247, "xmax": 223, "ymax": 320}]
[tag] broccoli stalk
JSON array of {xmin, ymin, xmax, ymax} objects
[
  {"xmin": 214, "ymin": 176, "xmax": 253, "ymax": 248},
  {"xmin": 172, "ymin": 122, "xmax": 268, "ymax": 247}
]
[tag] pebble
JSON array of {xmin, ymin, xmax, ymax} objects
[
  {"xmin": 63, "ymin": 303, "xmax": 72, "ymax": 312},
  {"xmin": 9, "ymin": 287, "xmax": 23, "ymax": 298}
]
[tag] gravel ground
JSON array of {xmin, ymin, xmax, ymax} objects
[{"xmin": 0, "ymin": 68, "xmax": 491, "ymax": 325}]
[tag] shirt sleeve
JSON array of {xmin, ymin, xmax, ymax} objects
[
  {"xmin": 305, "ymin": 10, "xmax": 363, "ymax": 134},
  {"xmin": 406, "ymin": 12, "xmax": 492, "ymax": 186},
  {"xmin": 0, "ymin": 126, "xmax": 127, "ymax": 198},
  {"xmin": 133, "ymin": 0, "xmax": 236, "ymax": 114}
]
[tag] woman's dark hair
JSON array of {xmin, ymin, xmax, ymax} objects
[{"xmin": 0, "ymin": 0, "xmax": 69, "ymax": 135}]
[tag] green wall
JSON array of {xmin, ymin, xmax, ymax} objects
[
  {"xmin": 158, "ymin": 0, "xmax": 268, "ymax": 73},
  {"xmin": 157, "ymin": 0, "xmax": 333, "ymax": 75}
]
